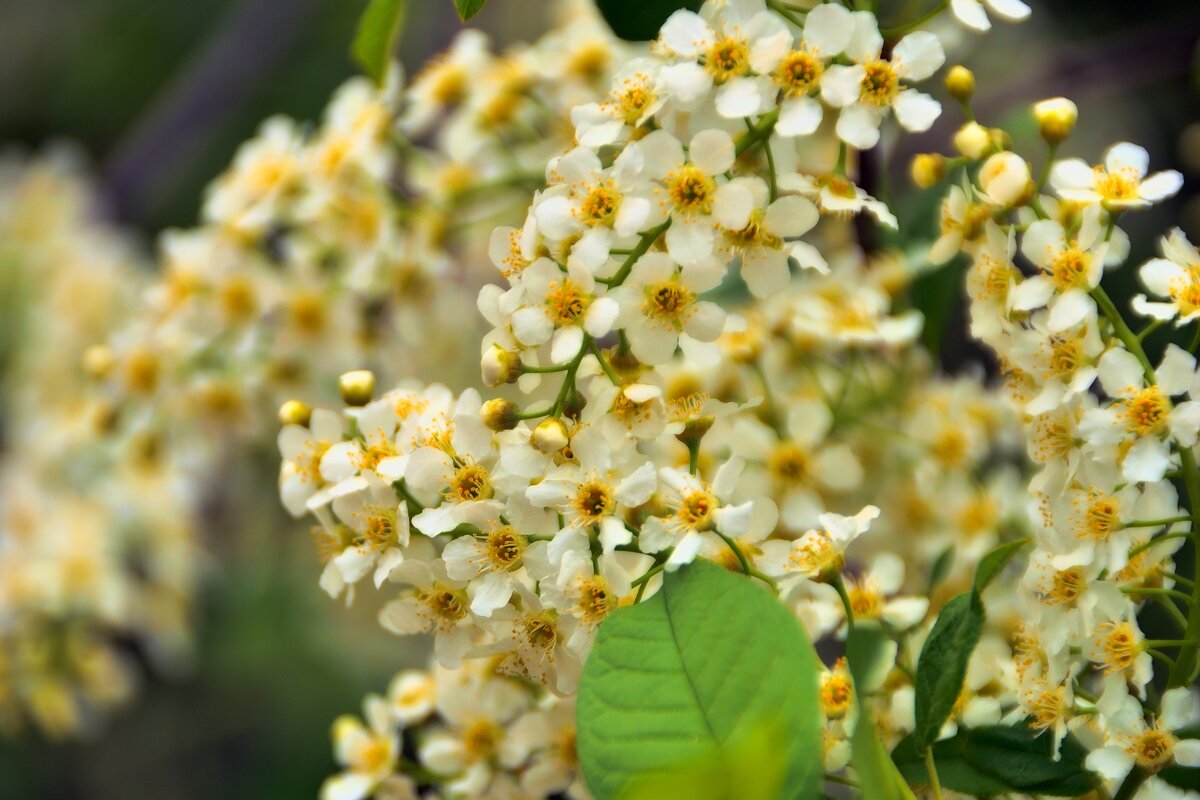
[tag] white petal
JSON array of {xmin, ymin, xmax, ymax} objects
[
  {"xmin": 715, "ymin": 77, "xmax": 770, "ymax": 119},
  {"xmin": 950, "ymin": 0, "xmax": 990, "ymax": 31},
  {"xmin": 1047, "ymin": 289, "xmax": 1094, "ymax": 332},
  {"xmin": 803, "ymin": 3, "xmax": 855, "ymax": 55},
  {"xmin": 820, "ymin": 64, "xmax": 864, "ymax": 108},
  {"xmin": 892, "ymin": 32, "xmax": 944, "ymax": 81},
  {"xmin": 835, "ymin": 104, "xmax": 882, "ymax": 149},
  {"xmin": 893, "ymin": 90, "xmax": 941, "ymax": 133},
  {"xmin": 1140, "ymin": 170, "xmax": 1184, "ymax": 202},
  {"xmin": 1123, "ymin": 436, "xmax": 1171, "ymax": 483},
  {"xmin": 776, "ymin": 96, "xmax": 823, "ymax": 137},
  {"xmin": 689, "ymin": 128, "xmax": 735, "ymax": 175},
  {"xmin": 1106, "ymin": 142, "xmax": 1149, "ymax": 178}
]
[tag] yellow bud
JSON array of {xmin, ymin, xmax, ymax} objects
[
  {"xmin": 953, "ymin": 122, "xmax": 992, "ymax": 160},
  {"xmin": 910, "ymin": 153, "xmax": 946, "ymax": 188},
  {"xmin": 531, "ymin": 417, "xmax": 570, "ymax": 454},
  {"xmin": 278, "ymin": 399, "xmax": 312, "ymax": 427},
  {"xmin": 82, "ymin": 344, "xmax": 115, "ymax": 379},
  {"xmin": 338, "ymin": 370, "xmax": 375, "ymax": 406},
  {"xmin": 481, "ymin": 398, "xmax": 519, "ymax": 432},
  {"xmin": 945, "ymin": 66, "xmax": 975, "ymax": 103},
  {"xmin": 1032, "ymin": 97, "xmax": 1078, "ymax": 145},
  {"xmin": 481, "ymin": 344, "xmax": 522, "ymax": 387}
]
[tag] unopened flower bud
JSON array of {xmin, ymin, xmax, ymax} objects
[
  {"xmin": 953, "ymin": 122, "xmax": 992, "ymax": 160},
  {"xmin": 910, "ymin": 153, "xmax": 946, "ymax": 188},
  {"xmin": 531, "ymin": 417, "xmax": 570, "ymax": 453},
  {"xmin": 978, "ymin": 152, "xmax": 1031, "ymax": 207},
  {"xmin": 82, "ymin": 344, "xmax": 115, "ymax": 379},
  {"xmin": 1032, "ymin": 97, "xmax": 1078, "ymax": 145},
  {"xmin": 339, "ymin": 370, "xmax": 375, "ymax": 406},
  {"xmin": 481, "ymin": 398, "xmax": 519, "ymax": 431},
  {"xmin": 278, "ymin": 399, "xmax": 312, "ymax": 427},
  {"xmin": 945, "ymin": 66, "xmax": 975, "ymax": 103},
  {"xmin": 481, "ymin": 344, "xmax": 522, "ymax": 387}
]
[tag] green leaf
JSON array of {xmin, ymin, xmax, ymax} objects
[
  {"xmin": 850, "ymin": 703, "xmax": 918, "ymax": 800},
  {"xmin": 618, "ymin": 718, "xmax": 789, "ymax": 800},
  {"xmin": 351, "ymin": 0, "xmax": 407, "ymax": 84},
  {"xmin": 452, "ymin": 0, "xmax": 488, "ymax": 20},
  {"xmin": 576, "ymin": 560, "xmax": 822, "ymax": 800},
  {"xmin": 926, "ymin": 545, "xmax": 955, "ymax": 596},
  {"xmin": 973, "ymin": 537, "xmax": 1030, "ymax": 594},
  {"xmin": 594, "ymin": 0, "xmax": 702, "ymax": 41},
  {"xmin": 845, "ymin": 622, "xmax": 894, "ymax": 695},
  {"xmin": 893, "ymin": 725, "xmax": 1099, "ymax": 797},
  {"xmin": 912, "ymin": 592, "xmax": 984, "ymax": 750}
]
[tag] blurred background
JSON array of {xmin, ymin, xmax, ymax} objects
[{"xmin": 0, "ymin": 0, "xmax": 1198, "ymax": 797}]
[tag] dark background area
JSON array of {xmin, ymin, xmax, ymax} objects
[{"xmin": 0, "ymin": 0, "xmax": 1198, "ymax": 797}]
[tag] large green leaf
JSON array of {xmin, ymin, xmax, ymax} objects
[
  {"xmin": 452, "ymin": 0, "xmax": 488, "ymax": 20},
  {"xmin": 351, "ymin": 0, "xmax": 407, "ymax": 84},
  {"xmin": 595, "ymin": 0, "xmax": 702, "ymax": 41},
  {"xmin": 845, "ymin": 622, "xmax": 894, "ymax": 695},
  {"xmin": 912, "ymin": 592, "xmax": 984, "ymax": 750},
  {"xmin": 576, "ymin": 560, "xmax": 822, "ymax": 800}
]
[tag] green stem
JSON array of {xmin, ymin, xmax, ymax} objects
[
  {"xmin": 881, "ymin": 0, "xmax": 948, "ymax": 37},
  {"xmin": 590, "ymin": 340, "xmax": 621, "ymax": 385},
  {"xmin": 1169, "ymin": 447, "xmax": 1200, "ymax": 688},
  {"xmin": 832, "ymin": 575, "xmax": 856, "ymax": 631},
  {"xmin": 735, "ymin": 107, "xmax": 780, "ymax": 157},
  {"xmin": 608, "ymin": 222, "xmax": 670, "ymax": 287},
  {"xmin": 1124, "ymin": 515, "xmax": 1192, "ymax": 529},
  {"xmin": 1035, "ymin": 142, "xmax": 1058, "ymax": 195},
  {"xmin": 1123, "ymin": 587, "xmax": 1192, "ymax": 604},
  {"xmin": 923, "ymin": 748, "xmax": 943, "ymax": 800}
]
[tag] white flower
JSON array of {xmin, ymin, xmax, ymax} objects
[
  {"xmin": 1087, "ymin": 686, "xmax": 1200, "ymax": 782},
  {"xmin": 1010, "ymin": 207, "xmax": 1108, "ymax": 332},
  {"xmin": 400, "ymin": 28, "xmax": 491, "ymax": 135},
  {"xmin": 534, "ymin": 145, "xmax": 655, "ymax": 271},
  {"xmin": 509, "ymin": 259, "xmax": 620, "ymax": 364},
  {"xmin": 321, "ymin": 695, "xmax": 402, "ymax": 800},
  {"xmin": 1007, "ymin": 311, "xmax": 1103, "ymax": 415},
  {"xmin": 778, "ymin": 171, "xmax": 897, "ymax": 229},
  {"xmin": 759, "ymin": 505, "xmax": 880, "ymax": 582},
  {"xmin": 203, "ymin": 116, "xmax": 304, "ymax": 235},
  {"xmin": 977, "ymin": 151, "xmax": 1030, "ymax": 207},
  {"xmin": 417, "ymin": 668, "xmax": 531, "ymax": 798},
  {"xmin": 656, "ymin": 0, "xmax": 783, "ymax": 112},
  {"xmin": 1050, "ymin": 142, "xmax": 1183, "ymax": 211},
  {"xmin": 744, "ymin": 3, "xmax": 856, "ymax": 136},
  {"xmin": 832, "ymin": 552, "xmax": 930, "ymax": 631},
  {"xmin": 1081, "ymin": 345, "xmax": 1200, "ymax": 482},
  {"xmin": 320, "ymin": 475, "xmax": 411, "ymax": 591},
  {"xmin": 278, "ymin": 408, "xmax": 346, "ymax": 517},
  {"xmin": 950, "ymin": 0, "xmax": 1031, "ymax": 31},
  {"xmin": 1134, "ymin": 228, "xmax": 1200, "ymax": 325},
  {"xmin": 821, "ymin": 12, "xmax": 944, "ymax": 148},
  {"xmin": 610, "ymin": 252, "xmax": 726, "ymax": 365},
  {"xmin": 380, "ymin": 560, "xmax": 479, "ymax": 669},
  {"xmin": 636, "ymin": 128, "xmax": 733, "ymax": 267},
  {"xmin": 640, "ymin": 457, "xmax": 778, "ymax": 570},
  {"xmin": 525, "ymin": 426, "xmax": 657, "ymax": 554},
  {"xmin": 714, "ymin": 176, "xmax": 821, "ymax": 297},
  {"xmin": 572, "ymin": 58, "xmax": 666, "ymax": 147}
]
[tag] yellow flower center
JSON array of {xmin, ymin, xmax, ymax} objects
[
  {"xmin": 678, "ymin": 489, "xmax": 717, "ymax": 530},
  {"xmin": 1122, "ymin": 386, "xmax": 1169, "ymax": 436},
  {"xmin": 450, "ymin": 463, "xmax": 492, "ymax": 502},
  {"xmin": 462, "ymin": 719, "xmax": 503, "ymax": 762},
  {"xmin": 846, "ymin": 578, "xmax": 885, "ymax": 620},
  {"xmin": 768, "ymin": 444, "xmax": 812, "ymax": 485},
  {"xmin": 577, "ymin": 180, "xmax": 622, "ymax": 226},
  {"xmin": 574, "ymin": 480, "xmax": 615, "ymax": 523},
  {"xmin": 705, "ymin": 36, "xmax": 750, "ymax": 83},
  {"xmin": 820, "ymin": 666, "xmax": 853, "ymax": 720},
  {"xmin": 1130, "ymin": 726, "xmax": 1177, "ymax": 772},
  {"xmin": 1048, "ymin": 247, "xmax": 1091, "ymax": 291},
  {"xmin": 1081, "ymin": 493, "xmax": 1120, "ymax": 541},
  {"xmin": 1045, "ymin": 566, "xmax": 1085, "ymax": 606},
  {"xmin": 664, "ymin": 165, "xmax": 716, "ymax": 215},
  {"xmin": 486, "ymin": 526, "xmax": 526, "ymax": 570},
  {"xmin": 776, "ymin": 50, "xmax": 822, "ymax": 96},
  {"xmin": 1095, "ymin": 168, "xmax": 1139, "ymax": 202},
  {"xmin": 1095, "ymin": 621, "xmax": 1139, "ymax": 673},
  {"xmin": 546, "ymin": 280, "xmax": 592, "ymax": 326},
  {"xmin": 577, "ymin": 575, "xmax": 616, "ymax": 626},
  {"xmin": 860, "ymin": 60, "xmax": 899, "ymax": 106},
  {"xmin": 607, "ymin": 73, "xmax": 656, "ymax": 125},
  {"xmin": 643, "ymin": 281, "xmax": 694, "ymax": 324},
  {"xmin": 420, "ymin": 586, "xmax": 469, "ymax": 628}
]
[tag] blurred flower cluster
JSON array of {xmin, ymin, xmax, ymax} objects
[{"xmin": 0, "ymin": 157, "xmax": 198, "ymax": 737}]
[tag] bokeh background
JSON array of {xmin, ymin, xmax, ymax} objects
[{"xmin": 0, "ymin": 0, "xmax": 1198, "ymax": 797}]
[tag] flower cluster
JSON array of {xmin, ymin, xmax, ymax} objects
[
  {"xmin": 0, "ymin": 157, "xmax": 199, "ymax": 737},
  {"xmin": 278, "ymin": 2, "xmax": 1068, "ymax": 798},
  {"xmin": 925, "ymin": 68, "xmax": 1200, "ymax": 795}
]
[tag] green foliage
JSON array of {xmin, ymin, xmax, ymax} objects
[
  {"xmin": 912, "ymin": 592, "xmax": 984, "ymax": 750},
  {"xmin": 351, "ymin": 0, "xmax": 407, "ymax": 83},
  {"xmin": 973, "ymin": 537, "xmax": 1031, "ymax": 594},
  {"xmin": 595, "ymin": 0, "xmax": 702, "ymax": 41},
  {"xmin": 849, "ymin": 702, "xmax": 919, "ymax": 800},
  {"xmin": 452, "ymin": 0, "xmax": 489, "ymax": 20},
  {"xmin": 845, "ymin": 621, "xmax": 894, "ymax": 695},
  {"xmin": 913, "ymin": 538, "xmax": 1031, "ymax": 750},
  {"xmin": 892, "ymin": 725, "xmax": 1099, "ymax": 797},
  {"xmin": 576, "ymin": 560, "xmax": 822, "ymax": 800}
]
